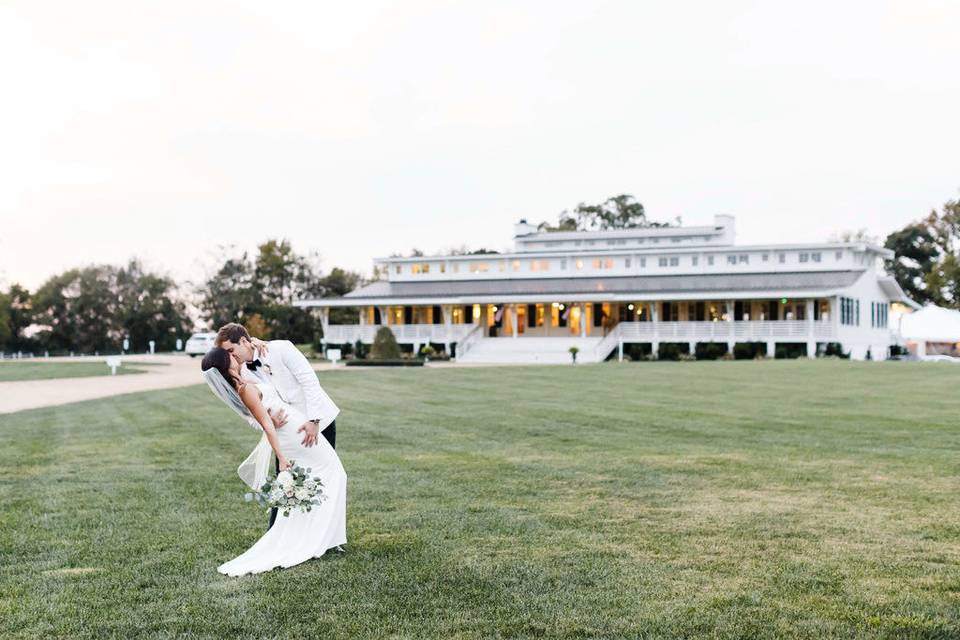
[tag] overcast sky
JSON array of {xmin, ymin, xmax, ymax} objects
[{"xmin": 2, "ymin": 1, "xmax": 958, "ymax": 290}]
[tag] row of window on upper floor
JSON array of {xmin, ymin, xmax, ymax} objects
[
  {"xmin": 519, "ymin": 235, "xmax": 715, "ymax": 249},
  {"xmin": 397, "ymin": 250, "xmax": 850, "ymax": 275}
]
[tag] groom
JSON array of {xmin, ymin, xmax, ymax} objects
[{"xmin": 215, "ymin": 322, "xmax": 340, "ymax": 529}]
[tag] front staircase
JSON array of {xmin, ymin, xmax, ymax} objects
[{"xmin": 456, "ymin": 336, "xmax": 616, "ymax": 364}]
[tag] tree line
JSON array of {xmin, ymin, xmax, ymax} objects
[{"xmin": 0, "ymin": 240, "xmax": 363, "ymax": 354}]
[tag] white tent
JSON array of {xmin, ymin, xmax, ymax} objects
[{"xmin": 899, "ymin": 305, "xmax": 960, "ymax": 357}]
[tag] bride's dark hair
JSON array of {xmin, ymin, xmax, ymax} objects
[{"xmin": 201, "ymin": 347, "xmax": 241, "ymax": 391}]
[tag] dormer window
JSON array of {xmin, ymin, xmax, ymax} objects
[{"xmin": 395, "ymin": 265, "xmax": 402, "ymax": 274}]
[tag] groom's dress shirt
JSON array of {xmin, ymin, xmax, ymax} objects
[{"xmin": 240, "ymin": 341, "xmax": 340, "ymax": 432}]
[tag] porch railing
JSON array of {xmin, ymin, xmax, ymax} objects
[
  {"xmin": 322, "ymin": 323, "xmax": 476, "ymax": 345},
  {"xmin": 617, "ymin": 320, "xmax": 834, "ymax": 342}
]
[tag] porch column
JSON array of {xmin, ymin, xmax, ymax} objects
[
  {"xmin": 442, "ymin": 304, "xmax": 452, "ymax": 353},
  {"xmin": 766, "ymin": 340, "xmax": 775, "ymax": 358},
  {"xmin": 319, "ymin": 308, "xmax": 330, "ymax": 355},
  {"xmin": 726, "ymin": 300, "xmax": 735, "ymax": 354},
  {"xmin": 579, "ymin": 303, "xmax": 586, "ymax": 338},
  {"xmin": 651, "ymin": 302, "xmax": 659, "ymax": 358},
  {"xmin": 358, "ymin": 306, "xmax": 366, "ymax": 346},
  {"xmin": 377, "ymin": 306, "xmax": 389, "ymax": 325},
  {"xmin": 618, "ymin": 336, "xmax": 624, "ymax": 362},
  {"xmin": 806, "ymin": 299, "xmax": 816, "ymax": 358},
  {"xmin": 511, "ymin": 304, "xmax": 519, "ymax": 339}
]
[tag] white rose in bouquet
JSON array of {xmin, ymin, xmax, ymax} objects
[
  {"xmin": 269, "ymin": 488, "xmax": 284, "ymax": 503},
  {"xmin": 276, "ymin": 471, "xmax": 294, "ymax": 489},
  {"xmin": 294, "ymin": 487, "xmax": 310, "ymax": 501}
]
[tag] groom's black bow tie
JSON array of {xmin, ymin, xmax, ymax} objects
[{"xmin": 247, "ymin": 359, "xmax": 263, "ymax": 372}]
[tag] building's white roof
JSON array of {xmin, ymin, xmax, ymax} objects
[{"xmin": 900, "ymin": 305, "xmax": 960, "ymax": 342}]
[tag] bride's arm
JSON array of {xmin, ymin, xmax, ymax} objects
[{"xmin": 239, "ymin": 385, "xmax": 290, "ymax": 471}]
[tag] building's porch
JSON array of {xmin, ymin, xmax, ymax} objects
[{"xmin": 312, "ymin": 298, "xmax": 836, "ymax": 360}]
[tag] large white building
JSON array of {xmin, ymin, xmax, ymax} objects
[{"xmin": 296, "ymin": 215, "xmax": 917, "ymax": 363}]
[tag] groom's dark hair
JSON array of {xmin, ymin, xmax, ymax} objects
[{"xmin": 216, "ymin": 322, "xmax": 250, "ymax": 346}]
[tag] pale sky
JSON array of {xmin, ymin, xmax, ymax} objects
[{"xmin": 2, "ymin": 1, "xmax": 959, "ymax": 291}]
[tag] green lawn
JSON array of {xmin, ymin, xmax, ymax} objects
[
  {"xmin": 0, "ymin": 361, "xmax": 156, "ymax": 382},
  {"xmin": 2, "ymin": 361, "xmax": 959, "ymax": 639}
]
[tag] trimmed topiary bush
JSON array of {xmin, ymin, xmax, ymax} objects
[{"xmin": 370, "ymin": 327, "xmax": 401, "ymax": 360}]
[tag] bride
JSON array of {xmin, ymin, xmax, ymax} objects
[{"xmin": 201, "ymin": 346, "xmax": 347, "ymax": 576}]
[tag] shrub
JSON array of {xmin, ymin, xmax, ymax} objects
[
  {"xmin": 657, "ymin": 343, "xmax": 689, "ymax": 361},
  {"xmin": 354, "ymin": 339, "xmax": 367, "ymax": 360},
  {"xmin": 623, "ymin": 343, "xmax": 652, "ymax": 360},
  {"xmin": 695, "ymin": 342, "xmax": 728, "ymax": 360},
  {"xmin": 820, "ymin": 342, "xmax": 849, "ymax": 359},
  {"xmin": 420, "ymin": 344, "xmax": 436, "ymax": 357},
  {"xmin": 678, "ymin": 352, "xmax": 696, "ymax": 362},
  {"xmin": 345, "ymin": 359, "xmax": 423, "ymax": 367},
  {"xmin": 733, "ymin": 342, "xmax": 766, "ymax": 360},
  {"xmin": 776, "ymin": 343, "xmax": 807, "ymax": 359},
  {"xmin": 370, "ymin": 327, "xmax": 401, "ymax": 360}
]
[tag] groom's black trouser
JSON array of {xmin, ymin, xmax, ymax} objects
[{"xmin": 268, "ymin": 420, "xmax": 336, "ymax": 530}]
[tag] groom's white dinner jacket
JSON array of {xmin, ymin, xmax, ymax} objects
[{"xmin": 240, "ymin": 340, "xmax": 339, "ymax": 431}]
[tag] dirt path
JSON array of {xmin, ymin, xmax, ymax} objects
[{"xmin": 0, "ymin": 354, "xmax": 518, "ymax": 414}]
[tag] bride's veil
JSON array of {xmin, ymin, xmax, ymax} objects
[
  {"xmin": 202, "ymin": 368, "xmax": 272, "ymax": 490},
  {"xmin": 202, "ymin": 368, "xmax": 252, "ymax": 420}
]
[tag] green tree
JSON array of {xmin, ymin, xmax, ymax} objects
[
  {"xmin": 370, "ymin": 326, "xmax": 401, "ymax": 360},
  {"xmin": 200, "ymin": 249, "xmax": 261, "ymax": 330},
  {"xmin": 884, "ymin": 197, "xmax": 960, "ymax": 307},
  {"xmin": 539, "ymin": 194, "xmax": 675, "ymax": 232},
  {"xmin": 0, "ymin": 290, "xmax": 11, "ymax": 349},
  {"xmin": 115, "ymin": 260, "xmax": 191, "ymax": 351},
  {"xmin": 32, "ymin": 266, "xmax": 121, "ymax": 352}
]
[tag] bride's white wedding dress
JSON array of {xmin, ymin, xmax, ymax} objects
[{"xmin": 218, "ymin": 381, "xmax": 347, "ymax": 577}]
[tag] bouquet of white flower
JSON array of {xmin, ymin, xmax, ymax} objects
[{"xmin": 245, "ymin": 461, "xmax": 327, "ymax": 517}]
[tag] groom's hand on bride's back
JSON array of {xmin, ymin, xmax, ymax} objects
[{"xmin": 268, "ymin": 407, "xmax": 288, "ymax": 428}]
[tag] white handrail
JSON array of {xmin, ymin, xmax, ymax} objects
[
  {"xmin": 455, "ymin": 323, "xmax": 483, "ymax": 358},
  {"xmin": 593, "ymin": 323, "xmax": 623, "ymax": 361}
]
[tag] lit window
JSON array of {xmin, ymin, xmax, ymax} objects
[
  {"xmin": 440, "ymin": 263, "xmax": 446, "ymax": 273},
  {"xmin": 575, "ymin": 259, "xmax": 584, "ymax": 270},
  {"xmin": 469, "ymin": 262, "xmax": 489, "ymax": 273},
  {"xmin": 530, "ymin": 260, "xmax": 550, "ymax": 272}
]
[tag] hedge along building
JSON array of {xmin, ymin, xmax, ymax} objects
[{"xmin": 295, "ymin": 215, "xmax": 918, "ymax": 363}]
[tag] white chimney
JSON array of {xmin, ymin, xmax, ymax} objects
[
  {"xmin": 714, "ymin": 214, "xmax": 736, "ymax": 244},
  {"xmin": 513, "ymin": 218, "xmax": 538, "ymax": 238}
]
